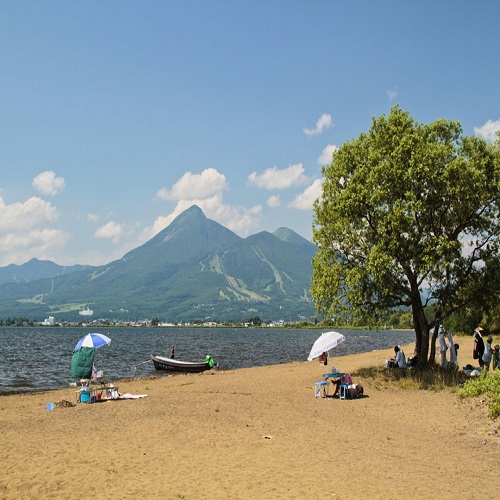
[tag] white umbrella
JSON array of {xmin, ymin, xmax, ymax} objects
[{"xmin": 307, "ymin": 331, "xmax": 345, "ymax": 361}]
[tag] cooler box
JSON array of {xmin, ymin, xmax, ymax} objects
[{"xmin": 80, "ymin": 389, "xmax": 91, "ymax": 403}]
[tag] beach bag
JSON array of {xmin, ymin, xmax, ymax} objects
[{"xmin": 473, "ymin": 349, "xmax": 479, "ymax": 360}]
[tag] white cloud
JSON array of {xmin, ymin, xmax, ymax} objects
[
  {"xmin": 86, "ymin": 212, "xmax": 100, "ymax": 222},
  {"xmin": 303, "ymin": 113, "xmax": 332, "ymax": 136},
  {"xmin": 94, "ymin": 221, "xmax": 124, "ymax": 243},
  {"xmin": 32, "ymin": 170, "xmax": 65, "ymax": 196},
  {"xmin": 474, "ymin": 119, "xmax": 500, "ymax": 142},
  {"xmin": 267, "ymin": 195, "xmax": 281, "ymax": 208},
  {"xmin": 318, "ymin": 144, "xmax": 338, "ymax": 165},
  {"xmin": 156, "ymin": 168, "xmax": 228, "ymax": 201},
  {"xmin": 150, "ymin": 167, "xmax": 262, "ymax": 238},
  {"xmin": 215, "ymin": 202, "xmax": 262, "ymax": 235},
  {"xmin": 0, "ymin": 228, "xmax": 68, "ymax": 266},
  {"xmin": 288, "ymin": 179, "xmax": 323, "ymax": 210},
  {"xmin": 0, "ymin": 196, "xmax": 59, "ymax": 230},
  {"xmin": 386, "ymin": 89, "xmax": 397, "ymax": 101},
  {"xmin": 248, "ymin": 163, "xmax": 308, "ymax": 190},
  {"xmin": 0, "ymin": 196, "xmax": 68, "ymax": 265}
]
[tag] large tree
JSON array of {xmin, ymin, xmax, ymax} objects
[{"xmin": 311, "ymin": 106, "xmax": 499, "ymax": 364}]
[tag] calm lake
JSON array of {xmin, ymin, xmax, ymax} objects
[{"xmin": 0, "ymin": 326, "xmax": 416, "ymax": 395}]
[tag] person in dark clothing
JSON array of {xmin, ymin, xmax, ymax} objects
[{"xmin": 473, "ymin": 328, "xmax": 485, "ymax": 367}]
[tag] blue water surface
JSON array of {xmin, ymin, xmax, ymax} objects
[{"xmin": 0, "ymin": 327, "xmax": 415, "ymax": 394}]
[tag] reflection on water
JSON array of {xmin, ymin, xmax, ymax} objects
[{"xmin": 0, "ymin": 327, "xmax": 415, "ymax": 394}]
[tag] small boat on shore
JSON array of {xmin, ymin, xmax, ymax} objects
[{"xmin": 150, "ymin": 354, "xmax": 215, "ymax": 373}]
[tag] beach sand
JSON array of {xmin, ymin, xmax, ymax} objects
[{"xmin": 1, "ymin": 335, "xmax": 498, "ymax": 499}]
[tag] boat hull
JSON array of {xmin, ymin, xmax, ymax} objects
[{"xmin": 150, "ymin": 354, "xmax": 211, "ymax": 373}]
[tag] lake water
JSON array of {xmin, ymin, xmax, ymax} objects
[{"xmin": 0, "ymin": 326, "xmax": 416, "ymax": 395}]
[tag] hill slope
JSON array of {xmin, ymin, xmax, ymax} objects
[{"xmin": 0, "ymin": 206, "xmax": 317, "ymax": 322}]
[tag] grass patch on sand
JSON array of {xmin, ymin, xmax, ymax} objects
[
  {"xmin": 458, "ymin": 370, "xmax": 500, "ymax": 419},
  {"xmin": 351, "ymin": 365, "xmax": 469, "ymax": 392},
  {"xmin": 352, "ymin": 365, "xmax": 500, "ymax": 418}
]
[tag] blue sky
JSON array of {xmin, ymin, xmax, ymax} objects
[{"xmin": 1, "ymin": 1, "xmax": 499, "ymax": 266}]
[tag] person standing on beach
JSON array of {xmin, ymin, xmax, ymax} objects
[
  {"xmin": 318, "ymin": 352, "xmax": 328, "ymax": 366},
  {"xmin": 447, "ymin": 329, "xmax": 457, "ymax": 367},
  {"xmin": 473, "ymin": 328, "xmax": 485, "ymax": 368},
  {"xmin": 453, "ymin": 344, "xmax": 460, "ymax": 367},
  {"xmin": 493, "ymin": 345, "xmax": 500, "ymax": 370},
  {"xmin": 482, "ymin": 336, "xmax": 493, "ymax": 370},
  {"xmin": 438, "ymin": 325, "xmax": 448, "ymax": 367}
]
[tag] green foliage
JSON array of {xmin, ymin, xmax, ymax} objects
[
  {"xmin": 459, "ymin": 370, "xmax": 500, "ymax": 418},
  {"xmin": 245, "ymin": 316, "xmax": 262, "ymax": 326},
  {"xmin": 312, "ymin": 105, "xmax": 500, "ymax": 361},
  {"xmin": 386, "ymin": 309, "xmax": 414, "ymax": 329},
  {"xmin": 0, "ymin": 317, "xmax": 34, "ymax": 327}
]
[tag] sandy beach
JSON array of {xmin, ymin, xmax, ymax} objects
[{"xmin": 1, "ymin": 335, "xmax": 498, "ymax": 499}]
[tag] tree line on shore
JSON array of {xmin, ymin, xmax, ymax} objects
[{"xmin": 1, "ymin": 303, "xmax": 495, "ymax": 335}]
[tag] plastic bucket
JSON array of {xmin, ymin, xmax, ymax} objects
[{"xmin": 46, "ymin": 402, "xmax": 54, "ymax": 411}]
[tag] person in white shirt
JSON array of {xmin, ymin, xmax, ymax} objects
[
  {"xmin": 394, "ymin": 345, "xmax": 406, "ymax": 368},
  {"xmin": 438, "ymin": 325, "xmax": 448, "ymax": 367}
]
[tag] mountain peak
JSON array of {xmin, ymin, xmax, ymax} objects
[
  {"xmin": 273, "ymin": 227, "xmax": 316, "ymax": 256},
  {"xmin": 169, "ymin": 204, "xmax": 206, "ymax": 227},
  {"xmin": 0, "ymin": 206, "xmax": 317, "ymax": 322}
]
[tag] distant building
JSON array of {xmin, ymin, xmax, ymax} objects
[
  {"xmin": 79, "ymin": 308, "xmax": 94, "ymax": 316},
  {"xmin": 43, "ymin": 316, "xmax": 55, "ymax": 325}
]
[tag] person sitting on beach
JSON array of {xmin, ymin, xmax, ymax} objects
[
  {"xmin": 330, "ymin": 373, "xmax": 352, "ymax": 397},
  {"xmin": 407, "ymin": 348, "xmax": 419, "ymax": 368},
  {"xmin": 205, "ymin": 354, "xmax": 215, "ymax": 368},
  {"xmin": 386, "ymin": 345, "xmax": 406, "ymax": 368},
  {"xmin": 347, "ymin": 383, "xmax": 364, "ymax": 398},
  {"xmin": 330, "ymin": 376, "xmax": 364, "ymax": 399}
]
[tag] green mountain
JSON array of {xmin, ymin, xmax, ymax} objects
[
  {"xmin": 0, "ymin": 258, "xmax": 93, "ymax": 286},
  {"xmin": 0, "ymin": 206, "xmax": 318, "ymax": 322}
]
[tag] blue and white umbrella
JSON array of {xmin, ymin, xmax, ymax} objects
[
  {"xmin": 307, "ymin": 331, "xmax": 345, "ymax": 361},
  {"xmin": 74, "ymin": 333, "xmax": 111, "ymax": 351}
]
